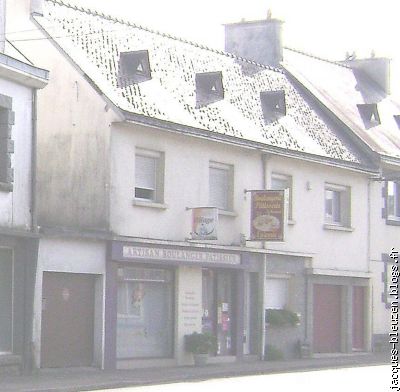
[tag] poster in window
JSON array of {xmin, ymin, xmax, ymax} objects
[
  {"xmin": 191, "ymin": 207, "xmax": 218, "ymax": 240},
  {"xmin": 250, "ymin": 190, "xmax": 285, "ymax": 241}
]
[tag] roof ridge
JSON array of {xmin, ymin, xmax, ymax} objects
[
  {"xmin": 46, "ymin": 0, "xmax": 283, "ymax": 73},
  {"xmin": 284, "ymin": 46, "xmax": 350, "ymax": 69}
]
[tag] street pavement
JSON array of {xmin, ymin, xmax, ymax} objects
[{"xmin": 0, "ymin": 352, "xmax": 389, "ymax": 392}]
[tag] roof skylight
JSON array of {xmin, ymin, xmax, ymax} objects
[
  {"xmin": 260, "ymin": 90, "xmax": 286, "ymax": 124},
  {"xmin": 195, "ymin": 72, "xmax": 224, "ymax": 107},
  {"xmin": 118, "ymin": 50, "xmax": 151, "ymax": 87},
  {"xmin": 357, "ymin": 103, "xmax": 381, "ymax": 129}
]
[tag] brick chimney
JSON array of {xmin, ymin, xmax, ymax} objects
[
  {"xmin": 224, "ymin": 13, "xmax": 284, "ymax": 67},
  {"xmin": 345, "ymin": 57, "xmax": 391, "ymax": 95}
]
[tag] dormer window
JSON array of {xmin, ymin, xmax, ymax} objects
[
  {"xmin": 118, "ymin": 50, "xmax": 151, "ymax": 87},
  {"xmin": 195, "ymin": 72, "xmax": 224, "ymax": 107},
  {"xmin": 394, "ymin": 115, "xmax": 400, "ymax": 129},
  {"xmin": 357, "ymin": 103, "xmax": 380, "ymax": 128},
  {"xmin": 260, "ymin": 90, "xmax": 286, "ymax": 123}
]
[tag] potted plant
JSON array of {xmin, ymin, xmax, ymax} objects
[{"xmin": 184, "ymin": 332, "xmax": 217, "ymax": 366}]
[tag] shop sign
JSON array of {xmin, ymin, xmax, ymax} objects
[
  {"xmin": 250, "ymin": 190, "xmax": 285, "ymax": 242},
  {"xmin": 191, "ymin": 207, "xmax": 218, "ymax": 240},
  {"xmin": 118, "ymin": 245, "xmax": 240, "ymax": 265}
]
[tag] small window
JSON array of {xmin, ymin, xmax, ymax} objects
[
  {"xmin": 324, "ymin": 183, "xmax": 351, "ymax": 227},
  {"xmin": 118, "ymin": 50, "xmax": 151, "ymax": 87},
  {"xmin": 357, "ymin": 103, "xmax": 380, "ymax": 128},
  {"xmin": 134, "ymin": 149, "xmax": 164, "ymax": 203},
  {"xmin": 260, "ymin": 90, "xmax": 286, "ymax": 123},
  {"xmin": 0, "ymin": 96, "xmax": 15, "ymax": 192},
  {"xmin": 271, "ymin": 173, "xmax": 293, "ymax": 220},
  {"xmin": 387, "ymin": 181, "xmax": 400, "ymax": 221},
  {"xmin": 209, "ymin": 162, "xmax": 233, "ymax": 211},
  {"xmin": 265, "ymin": 278, "xmax": 288, "ymax": 310},
  {"xmin": 195, "ymin": 72, "xmax": 224, "ymax": 107}
]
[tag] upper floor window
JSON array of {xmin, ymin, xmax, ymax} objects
[
  {"xmin": 209, "ymin": 161, "xmax": 233, "ymax": 211},
  {"xmin": 324, "ymin": 183, "xmax": 351, "ymax": 227},
  {"xmin": 387, "ymin": 181, "xmax": 400, "ymax": 221},
  {"xmin": 271, "ymin": 173, "xmax": 292, "ymax": 220},
  {"xmin": 0, "ymin": 95, "xmax": 15, "ymax": 192},
  {"xmin": 134, "ymin": 148, "xmax": 164, "ymax": 203}
]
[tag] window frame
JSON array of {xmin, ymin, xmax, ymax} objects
[
  {"xmin": 208, "ymin": 161, "xmax": 234, "ymax": 213},
  {"xmin": 134, "ymin": 148, "xmax": 164, "ymax": 204},
  {"xmin": 386, "ymin": 180, "xmax": 400, "ymax": 225},
  {"xmin": 324, "ymin": 183, "xmax": 351, "ymax": 228},
  {"xmin": 271, "ymin": 172, "xmax": 293, "ymax": 221}
]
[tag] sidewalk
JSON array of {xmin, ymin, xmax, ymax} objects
[{"xmin": 0, "ymin": 352, "xmax": 389, "ymax": 392}]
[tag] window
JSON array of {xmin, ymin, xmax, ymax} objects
[
  {"xmin": 260, "ymin": 90, "xmax": 286, "ymax": 124},
  {"xmin": 271, "ymin": 173, "xmax": 292, "ymax": 220},
  {"xmin": 387, "ymin": 181, "xmax": 400, "ymax": 221},
  {"xmin": 357, "ymin": 103, "xmax": 380, "ymax": 128},
  {"xmin": 118, "ymin": 50, "xmax": 151, "ymax": 87},
  {"xmin": 195, "ymin": 72, "xmax": 224, "ymax": 107},
  {"xmin": 134, "ymin": 149, "xmax": 164, "ymax": 203},
  {"xmin": 209, "ymin": 162, "xmax": 233, "ymax": 211},
  {"xmin": 324, "ymin": 183, "xmax": 351, "ymax": 227},
  {"xmin": 0, "ymin": 95, "xmax": 15, "ymax": 192},
  {"xmin": 265, "ymin": 278, "xmax": 288, "ymax": 310},
  {"xmin": 0, "ymin": 248, "xmax": 13, "ymax": 353}
]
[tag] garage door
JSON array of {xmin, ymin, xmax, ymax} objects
[{"xmin": 313, "ymin": 284, "xmax": 342, "ymax": 353}]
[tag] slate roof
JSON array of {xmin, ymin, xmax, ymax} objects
[
  {"xmin": 33, "ymin": 0, "xmax": 366, "ymax": 165},
  {"xmin": 283, "ymin": 48, "xmax": 400, "ymax": 161}
]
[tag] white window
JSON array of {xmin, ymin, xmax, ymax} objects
[
  {"xmin": 271, "ymin": 173, "xmax": 293, "ymax": 220},
  {"xmin": 265, "ymin": 278, "xmax": 288, "ymax": 310},
  {"xmin": 387, "ymin": 181, "xmax": 400, "ymax": 220},
  {"xmin": 324, "ymin": 183, "xmax": 351, "ymax": 227},
  {"xmin": 135, "ymin": 149, "xmax": 164, "ymax": 203},
  {"xmin": 209, "ymin": 162, "xmax": 233, "ymax": 211}
]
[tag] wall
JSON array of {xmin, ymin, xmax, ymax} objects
[
  {"xmin": 0, "ymin": 79, "xmax": 33, "ymax": 229},
  {"xmin": 33, "ymin": 237, "xmax": 106, "ymax": 368}
]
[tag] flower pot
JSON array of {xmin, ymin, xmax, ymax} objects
[{"xmin": 193, "ymin": 353, "xmax": 209, "ymax": 366}]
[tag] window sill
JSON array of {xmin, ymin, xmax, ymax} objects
[
  {"xmin": 386, "ymin": 217, "xmax": 400, "ymax": 226},
  {"xmin": 132, "ymin": 199, "xmax": 168, "ymax": 209},
  {"xmin": 218, "ymin": 209, "xmax": 237, "ymax": 217},
  {"xmin": 287, "ymin": 219, "xmax": 296, "ymax": 226},
  {"xmin": 323, "ymin": 223, "xmax": 354, "ymax": 232},
  {"xmin": 0, "ymin": 182, "xmax": 13, "ymax": 192}
]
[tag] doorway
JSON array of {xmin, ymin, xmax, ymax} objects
[
  {"xmin": 41, "ymin": 272, "xmax": 95, "ymax": 368},
  {"xmin": 202, "ymin": 269, "xmax": 236, "ymax": 356}
]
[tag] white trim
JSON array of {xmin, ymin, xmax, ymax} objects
[
  {"xmin": 135, "ymin": 147, "xmax": 162, "ymax": 159},
  {"xmin": 309, "ymin": 268, "xmax": 372, "ymax": 278},
  {"xmin": 323, "ymin": 224, "xmax": 354, "ymax": 232},
  {"xmin": 132, "ymin": 199, "xmax": 168, "ymax": 209}
]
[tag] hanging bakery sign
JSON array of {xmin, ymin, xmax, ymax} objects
[
  {"xmin": 250, "ymin": 190, "xmax": 285, "ymax": 241},
  {"xmin": 191, "ymin": 207, "xmax": 218, "ymax": 240}
]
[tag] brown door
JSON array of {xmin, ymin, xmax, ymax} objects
[
  {"xmin": 313, "ymin": 284, "xmax": 342, "ymax": 353},
  {"xmin": 352, "ymin": 286, "xmax": 365, "ymax": 351},
  {"xmin": 41, "ymin": 272, "xmax": 95, "ymax": 368}
]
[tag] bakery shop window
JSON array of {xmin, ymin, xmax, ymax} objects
[
  {"xmin": 209, "ymin": 161, "xmax": 234, "ymax": 212},
  {"xmin": 271, "ymin": 173, "xmax": 292, "ymax": 220},
  {"xmin": 324, "ymin": 183, "xmax": 351, "ymax": 227}
]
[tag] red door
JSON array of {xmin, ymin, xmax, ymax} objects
[
  {"xmin": 352, "ymin": 286, "xmax": 365, "ymax": 351},
  {"xmin": 313, "ymin": 284, "xmax": 342, "ymax": 353}
]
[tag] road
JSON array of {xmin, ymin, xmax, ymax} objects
[{"xmin": 93, "ymin": 364, "xmax": 390, "ymax": 392}]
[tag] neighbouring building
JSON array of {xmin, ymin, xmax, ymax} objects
[
  {"xmin": 5, "ymin": 0, "xmax": 387, "ymax": 371},
  {"xmin": 0, "ymin": 0, "xmax": 48, "ymax": 375}
]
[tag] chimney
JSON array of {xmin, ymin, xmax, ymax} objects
[
  {"xmin": 346, "ymin": 57, "xmax": 391, "ymax": 95},
  {"xmin": 224, "ymin": 13, "xmax": 284, "ymax": 67}
]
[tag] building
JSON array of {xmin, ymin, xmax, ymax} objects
[
  {"xmin": 6, "ymin": 0, "xmax": 384, "ymax": 370},
  {"xmin": 0, "ymin": 0, "xmax": 48, "ymax": 375}
]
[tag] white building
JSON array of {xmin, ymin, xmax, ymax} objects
[
  {"xmin": 0, "ymin": 0, "xmax": 48, "ymax": 375},
  {"xmin": 6, "ymin": 0, "xmax": 382, "ymax": 370}
]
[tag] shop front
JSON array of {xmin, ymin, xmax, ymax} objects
[{"xmin": 105, "ymin": 241, "xmax": 261, "ymax": 369}]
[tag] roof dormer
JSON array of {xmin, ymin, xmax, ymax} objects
[
  {"xmin": 195, "ymin": 71, "xmax": 224, "ymax": 108},
  {"xmin": 394, "ymin": 115, "xmax": 400, "ymax": 129},
  {"xmin": 260, "ymin": 90, "xmax": 286, "ymax": 123},
  {"xmin": 118, "ymin": 50, "xmax": 151, "ymax": 87},
  {"xmin": 357, "ymin": 103, "xmax": 380, "ymax": 128}
]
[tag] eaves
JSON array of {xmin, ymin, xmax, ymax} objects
[{"xmin": 119, "ymin": 109, "xmax": 379, "ymax": 176}]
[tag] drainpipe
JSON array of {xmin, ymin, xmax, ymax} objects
[
  {"xmin": 31, "ymin": 89, "xmax": 38, "ymax": 233},
  {"xmin": 260, "ymin": 153, "xmax": 269, "ymax": 359},
  {"xmin": 367, "ymin": 178, "xmax": 373, "ymax": 352}
]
